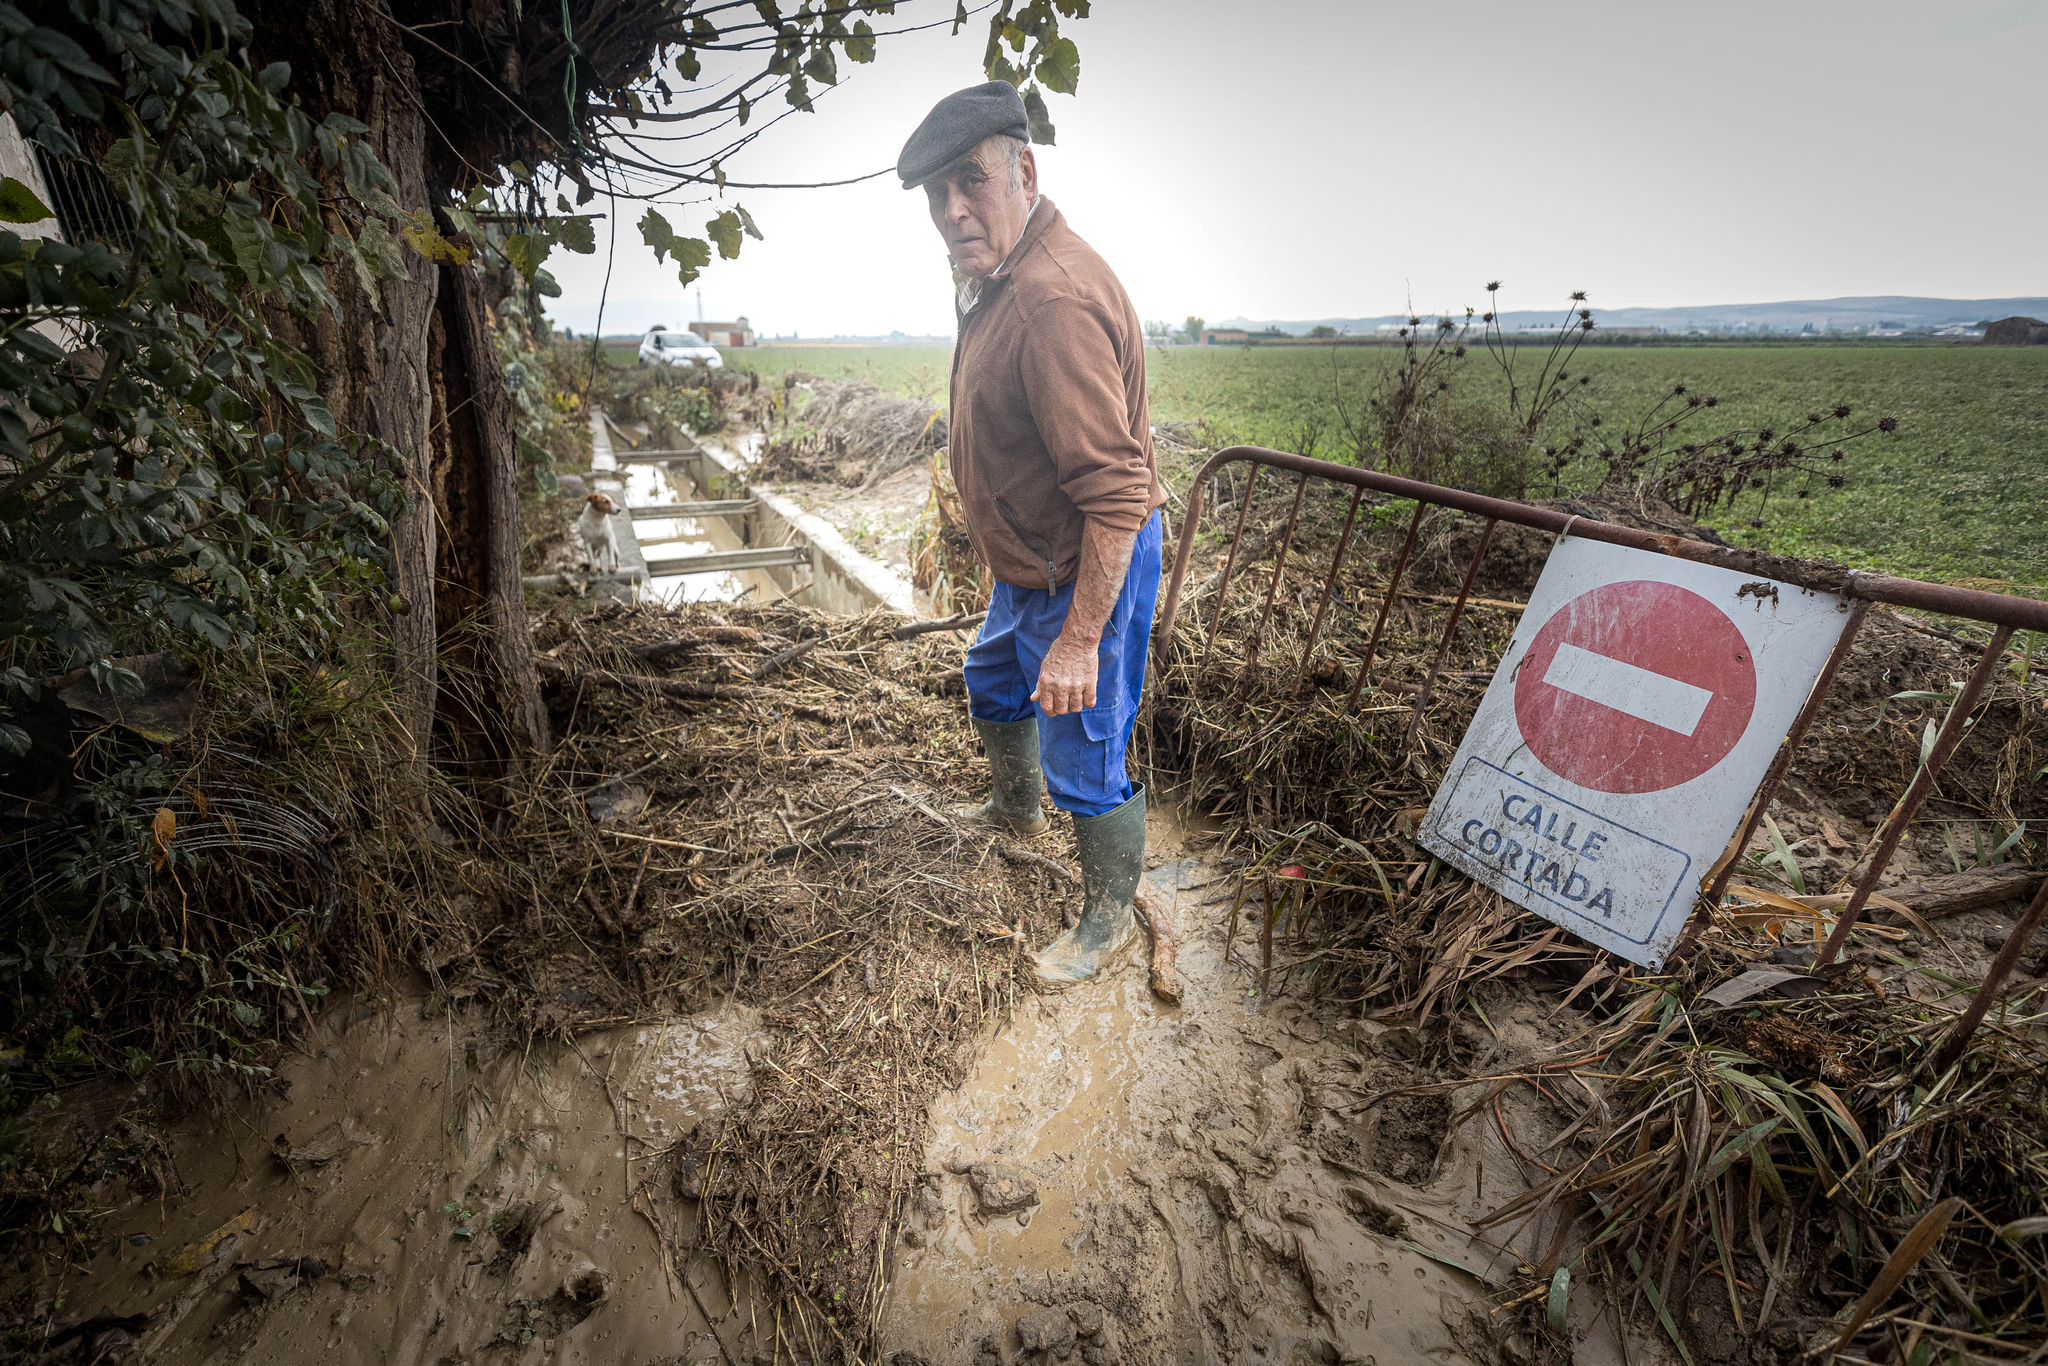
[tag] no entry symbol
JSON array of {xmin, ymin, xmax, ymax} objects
[{"xmin": 1512, "ymin": 579, "xmax": 1757, "ymax": 794}]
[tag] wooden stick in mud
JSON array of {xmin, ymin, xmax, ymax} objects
[
  {"xmin": 1133, "ymin": 893, "xmax": 1185, "ymax": 1005},
  {"xmin": 890, "ymin": 610, "xmax": 988, "ymax": 640},
  {"xmin": 998, "ymin": 841, "xmax": 1076, "ymax": 886}
]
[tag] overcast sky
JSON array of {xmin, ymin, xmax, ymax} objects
[{"xmin": 541, "ymin": 0, "xmax": 2046, "ymax": 339}]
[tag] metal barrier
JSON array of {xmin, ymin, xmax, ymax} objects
[{"xmin": 1157, "ymin": 445, "xmax": 2048, "ymax": 1063}]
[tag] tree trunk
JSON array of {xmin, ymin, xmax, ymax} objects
[
  {"xmin": 255, "ymin": 0, "xmax": 548, "ymax": 775},
  {"xmin": 425, "ymin": 262, "xmax": 550, "ymax": 773}
]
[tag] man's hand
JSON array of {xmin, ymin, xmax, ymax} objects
[
  {"xmin": 1032, "ymin": 627, "xmax": 1100, "ymax": 717},
  {"xmin": 1031, "ymin": 517, "xmax": 1138, "ymax": 718}
]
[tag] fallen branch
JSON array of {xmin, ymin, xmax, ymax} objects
[
  {"xmin": 998, "ymin": 842, "xmax": 1076, "ymax": 886},
  {"xmin": 749, "ymin": 635, "xmax": 822, "ymax": 682},
  {"xmin": 1133, "ymin": 893, "xmax": 1184, "ymax": 1005},
  {"xmin": 1763, "ymin": 865, "xmax": 2041, "ymax": 923},
  {"xmin": 891, "ymin": 611, "xmax": 988, "ymax": 640},
  {"xmin": 536, "ymin": 658, "xmax": 746, "ymax": 702},
  {"xmin": 600, "ymin": 829, "xmax": 726, "ymax": 855}
]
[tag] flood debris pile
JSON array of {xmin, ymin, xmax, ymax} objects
[
  {"xmin": 910, "ymin": 454, "xmax": 993, "ymax": 616},
  {"xmin": 1481, "ymin": 945, "xmax": 2048, "ymax": 1361},
  {"xmin": 755, "ymin": 378, "xmax": 948, "ymax": 490},
  {"xmin": 1143, "ymin": 470, "xmax": 2048, "ymax": 1359},
  {"xmin": 528, "ymin": 599, "xmax": 1075, "ymax": 1357},
  {"xmin": 1144, "ymin": 474, "xmax": 1585, "ymax": 1017}
]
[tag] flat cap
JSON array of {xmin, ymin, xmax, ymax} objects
[{"xmin": 898, "ymin": 81, "xmax": 1029, "ymax": 189}]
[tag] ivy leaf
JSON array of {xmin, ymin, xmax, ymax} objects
[
  {"xmin": 1036, "ymin": 36, "xmax": 1080, "ymax": 94},
  {"xmin": 640, "ymin": 206, "xmax": 675, "ymax": 257},
  {"xmin": 300, "ymin": 400, "xmax": 338, "ymax": 439},
  {"xmin": 706, "ymin": 210, "xmax": 745, "ymax": 260},
  {"xmin": 398, "ymin": 213, "xmax": 470, "ymax": 265},
  {"xmin": 0, "ymin": 177, "xmax": 54, "ymax": 225},
  {"xmin": 504, "ymin": 233, "xmax": 550, "ymax": 279},
  {"xmin": 803, "ymin": 44, "xmax": 838, "ymax": 86},
  {"xmin": 1022, "ymin": 86, "xmax": 1056, "ymax": 145},
  {"xmin": 640, "ymin": 208, "xmax": 713, "ymax": 285},
  {"xmin": 736, "ymin": 205, "xmax": 763, "ymax": 241},
  {"xmin": 1053, "ymin": 0, "xmax": 1089, "ymax": 15},
  {"xmin": 555, "ymin": 214, "xmax": 596, "ymax": 254},
  {"xmin": 678, "ymin": 47, "xmax": 702, "ymax": 82},
  {"xmin": 845, "ymin": 19, "xmax": 876, "ymax": 63},
  {"xmin": 737, "ymin": 93, "xmax": 751, "ymax": 126},
  {"xmin": 952, "ymin": 1, "xmax": 968, "ymax": 34},
  {"xmin": 671, "ymin": 238, "xmax": 712, "ymax": 284}
]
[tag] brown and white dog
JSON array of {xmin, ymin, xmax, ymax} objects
[{"xmin": 578, "ymin": 492, "xmax": 620, "ymax": 575}]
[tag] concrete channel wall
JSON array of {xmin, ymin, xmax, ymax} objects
[{"xmin": 581, "ymin": 411, "xmax": 917, "ymax": 616}]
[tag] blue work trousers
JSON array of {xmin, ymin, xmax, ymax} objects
[{"xmin": 965, "ymin": 512, "xmax": 1163, "ymax": 817}]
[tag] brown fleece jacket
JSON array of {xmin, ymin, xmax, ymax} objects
[{"xmin": 947, "ymin": 199, "xmax": 1168, "ymax": 591}]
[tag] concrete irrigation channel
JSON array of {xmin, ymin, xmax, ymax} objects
[{"xmin": 524, "ymin": 412, "xmax": 917, "ymax": 615}]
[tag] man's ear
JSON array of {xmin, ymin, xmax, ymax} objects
[{"xmin": 1018, "ymin": 146, "xmax": 1038, "ymax": 199}]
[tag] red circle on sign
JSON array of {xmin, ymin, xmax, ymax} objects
[{"xmin": 1513, "ymin": 580, "xmax": 1756, "ymax": 795}]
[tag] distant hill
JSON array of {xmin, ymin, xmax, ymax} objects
[{"xmin": 1217, "ymin": 296, "xmax": 2048, "ymax": 338}]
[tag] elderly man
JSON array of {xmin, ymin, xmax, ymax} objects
[{"xmin": 898, "ymin": 82, "xmax": 1168, "ymax": 988}]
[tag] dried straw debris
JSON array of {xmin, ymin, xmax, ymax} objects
[
  {"xmin": 755, "ymin": 378, "xmax": 947, "ymax": 490},
  {"xmin": 524, "ymin": 598, "xmax": 1072, "ymax": 1356}
]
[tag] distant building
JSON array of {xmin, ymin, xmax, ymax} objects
[
  {"xmin": 1201, "ymin": 328, "xmax": 1250, "ymax": 345},
  {"xmin": 696, "ymin": 317, "xmax": 755, "ymax": 348}
]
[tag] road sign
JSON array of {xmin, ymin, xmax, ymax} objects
[
  {"xmin": 1514, "ymin": 579, "xmax": 1758, "ymax": 794},
  {"xmin": 1419, "ymin": 538, "xmax": 1851, "ymax": 967}
]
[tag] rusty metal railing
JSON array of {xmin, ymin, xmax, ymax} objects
[{"xmin": 1156, "ymin": 445, "xmax": 2048, "ymax": 1063}]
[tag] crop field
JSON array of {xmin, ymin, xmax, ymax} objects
[{"xmin": 731, "ymin": 343, "xmax": 2048, "ymax": 592}]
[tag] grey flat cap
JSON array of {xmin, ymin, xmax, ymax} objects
[{"xmin": 898, "ymin": 81, "xmax": 1029, "ymax": 189}]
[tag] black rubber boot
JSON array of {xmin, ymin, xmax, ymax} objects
[
  {"xmin": 954, "ymin": 716, "xmax": 1050, "ymax": 836},
  {"xmin": 1031, "ymin": 785, "xmax": 1146, "ymax": 989}
]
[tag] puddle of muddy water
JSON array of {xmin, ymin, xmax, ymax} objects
[
  {"xmin": 879, "ymin": 813, "xmax": 1676, "ymax": 1366},
  {"xmin": 60, "ymin": 992, "xmax": 769, "ymax": 1365}
]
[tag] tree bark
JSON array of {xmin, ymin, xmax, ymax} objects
[
  {"xmin": 255, "ymin": 0, "xmax": 548, "ymax": 775},
  {"xmin": 425, "ymin": 262, "xmax": 550, "ymax": 773}
]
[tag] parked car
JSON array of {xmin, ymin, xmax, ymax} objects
[{"xmin": 638, "ymin": 328, "xmax": 723, "ymax": 369}]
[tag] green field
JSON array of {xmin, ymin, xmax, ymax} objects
[{"xmin": 728, "ymin": 343, "xmax": 2048, "ymax": 592}]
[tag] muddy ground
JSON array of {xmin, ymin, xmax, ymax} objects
[{"xmin": 41, "ymin": 816, "xmax": 1669, "ymax": 1366}]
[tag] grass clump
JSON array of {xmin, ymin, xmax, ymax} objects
[{"xmin": 1479, "ymin": 954, "xmax": 2048, "ymax": 1362}]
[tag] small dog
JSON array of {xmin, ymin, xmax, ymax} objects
[{"xmin": 578, "ymin": 492, "xmax": 620, "ymax": 575}]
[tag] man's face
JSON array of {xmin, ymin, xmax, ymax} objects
[{"xmin": 923, "ymin": 137, "xmax": 1037, "ymax": 280}]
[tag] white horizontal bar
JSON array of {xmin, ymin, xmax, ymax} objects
[
  {"xmin": 644, "ymin": 546, "xmax": 808, "ymax": 576},
  {"xmin": 630, "ymin": 499, "xmax": 756, "ymax": 519},
  {"xmin": 1541, "ymin": 641, "xmax": 1714, "ymax": 736}
]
